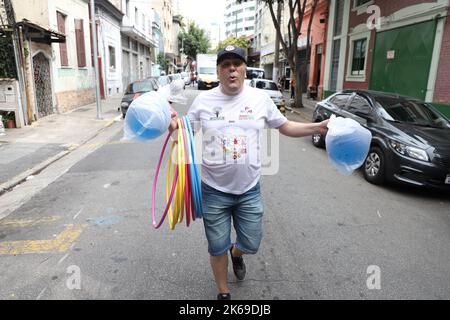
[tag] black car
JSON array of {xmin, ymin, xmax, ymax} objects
[
  {"xmin": 312, "ymin": 90, "xmax": 450, "ymax": 190},
  {"xmin": 120, "ymin": 78, "xmax": 159, "ymax": 118}
]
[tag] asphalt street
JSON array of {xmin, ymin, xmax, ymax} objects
[{"xmin": 0, "ymin": 86, "xmax": 449, "ymax": 300}]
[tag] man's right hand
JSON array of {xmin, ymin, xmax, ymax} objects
[{"xmin": 168, "ymin": 107, "xmax": 178, "ymax": 133}]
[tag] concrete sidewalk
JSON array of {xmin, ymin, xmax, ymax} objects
[
  {"xmin": 0, "ymin": 97, "xmax": 123, "ymax": 195},
  {"xmin": 281, "ymin": 91, "xmax": 318, "ymax": 121}
]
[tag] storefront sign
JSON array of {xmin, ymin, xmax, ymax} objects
[{"xmin": 387, "ymin": 50, "xmax": 395, "ymax": 60}]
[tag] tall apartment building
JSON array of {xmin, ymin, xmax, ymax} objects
[
  {"xmin": 120, "ymin": 0, "xmax": 156, "ymax": 88},
  {"xmin": 250, "ymin": 0, "xmax": 293, "ymax": 80},
  {"xmin": 224, "ymin": 0, "xmax": 257, "ymax": 38},
  {"xmin": 152, "ymin": 0, "xmax": 176, "ymax": 73}
]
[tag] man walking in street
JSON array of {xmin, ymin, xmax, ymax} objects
[{"xmin": 169, "ymin": 46, "xmax": 328, "ymax": 300}]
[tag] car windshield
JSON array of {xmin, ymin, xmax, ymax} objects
[
  {"xmin": 246, "ymin": 69, "xmax": 264, "ymax": 79},
  {"xmin": 198, "ymin": 67, "xmax": 216, "ymax": 74},
  {"xmin": 126, "ymin": 81, "xmax": 154, "ymax": 94},
  {"xmin": 256, "ymin": 81, "xmax": 278, "ymax": 91},
  {"xmin": 376, "ymin": 97, "xmax": 450, "ymax": 128}
]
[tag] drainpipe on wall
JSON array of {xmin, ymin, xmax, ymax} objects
[{"xmin": 17, "ymin": 25, "xmax": 33, "ymax": 123}]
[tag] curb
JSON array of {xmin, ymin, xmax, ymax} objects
[
  {"xmin": 0, "ymin": 150, "xmax": 70, "ymax": 196},
  {"xmin": 285, "ymin": 106, "xmax": 313, "ymax": 122},
  {"xmin": 0, "ymin": 116, "xmax": 122, "ymax": 196}
]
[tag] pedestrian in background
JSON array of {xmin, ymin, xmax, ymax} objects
[
  {"xmin": 168, "ymin": 46, "xmax": 328, "ymax": 300},
  {"xmin": 290, "ymin": 75, "xmax": 296, "ymax": 99},
  {"xmin": 279, "ymin": 75, "xmax": 286, "ymax": 91},
  {"xmin": 190, "ymin": 71, "xmax": 196, "ymax": 86}
]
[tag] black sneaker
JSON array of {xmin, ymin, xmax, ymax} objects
[
  {"xmin": 229, "ymin": 246, "xmax": 246, "ymax": 280},
  {"xmin": 217, "ymin": 293, "xmax": 231, "ymax": 300}
]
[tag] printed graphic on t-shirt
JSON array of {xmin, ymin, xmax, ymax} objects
[
  {"xmin": 222, "ymin": 134, "xmax": 248, "ymax": 164},
  {"xmin": 209, "ymin": 106, "xmax": 225, "ymax": 121},
  {"xmin": 239, "ymin": 106, "xmax": 254, "ymax": 120}
]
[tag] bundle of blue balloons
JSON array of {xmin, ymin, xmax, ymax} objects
[
  {"xmin": 325, "ymin": 115, "xmax": 372, "ymax": 175},
  {"xmin": 122, "ymin": 91, "xmax": 171, "ymax": 141}
]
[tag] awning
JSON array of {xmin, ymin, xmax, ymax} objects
[{"xmin": 16, "ymin": 19, "xmax": 65, "ymax": 44}]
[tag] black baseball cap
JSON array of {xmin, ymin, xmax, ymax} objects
[{"xmin": 217, "ymin": 45, "xmax": 247, "ymax": 65}]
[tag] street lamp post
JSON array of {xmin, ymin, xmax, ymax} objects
[{"xmin": 90, "ymin": 0, "xmax": 102, "ymax": 120}]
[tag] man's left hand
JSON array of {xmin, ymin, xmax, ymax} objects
[{"xmin": 317, "ymin": 119, "xmax": 329, "ymax": 135}]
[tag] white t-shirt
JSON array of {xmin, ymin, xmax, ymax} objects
[{"xmin": 188, "ymin": 86, "xmax": 287, "ymax": 195}]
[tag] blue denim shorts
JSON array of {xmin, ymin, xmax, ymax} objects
[{"xmin": 201, "ymin": 181, "xmax": 264, "ymax": 256}]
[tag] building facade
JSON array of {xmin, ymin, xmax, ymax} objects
[
  {"xmin": 297, "ymin": 0, "xmax": 329, "ymax": 98},
  {"xmin": 95, "ymin": 0, "xmax": 124, "ymax": 98},
  {"xmin": 152, "ymin": 0, "xmax": 176, "ymax": 74},
  {"xmin": 151, "ymin": 9, "xmax": 163, "ymax": 76},
  {"xmin": 120, "ymin": 0, "xmax": 157, "ymax": 89},
  {"xmin": 12, "ymin": 0, "xmax": 95, "ymax": 114},
  {"xmin": 224, "ymin": 0, "xmax": 257, "ymax": 38},
  {"xmin": 323, "ymin": 0, "xmax": 450, "ymax": 116},
  {"xmin": 1, "ymin": 0, "xmax": 65, "ymax": 126},
  {"xmin": 253, "ymin": 0, "xmax": 277, "ymax": 79}
]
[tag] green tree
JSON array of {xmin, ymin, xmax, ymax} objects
[
  {"xmin": 0, "ymin": 36, "xmax": 17, "ymax": 78},
  {"xmin": 239, "ymin": 0, "xmax": 319, "ymax": 108},
  {"xmin": 216, "ymin": 36, "xmax": 249, "ymax": 54},
  {"xmin": 178, "ymin": 22, "xmax": 210, "ymax": 60},
  {"xmin": 157, "ymin": 53, "xmax": 169, "ymax": 74}
]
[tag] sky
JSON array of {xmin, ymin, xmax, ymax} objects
[{"xmin": 177, "ymin": 0, "xmax": 226, "ymax": 33}]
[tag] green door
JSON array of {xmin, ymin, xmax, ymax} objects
[{"xmin": 369, "ymin": 20, "xmax": 436, "ymax": 100}]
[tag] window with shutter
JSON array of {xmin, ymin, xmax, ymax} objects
[
  {"xmin": 57, "ymin": 12, "xmax": 68, "ymax": 66},
  {"xmin": 75, "ymin": 19, "xmax": 86, "ymax": 68}
]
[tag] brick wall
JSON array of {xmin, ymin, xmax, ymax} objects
[
  {"xmin": 56, "ymin": 88, "xmax": 95, "ymax": 113},
  {"xmin": 434, "ymin": 10, "xmax": 450, "ymax": 104}
]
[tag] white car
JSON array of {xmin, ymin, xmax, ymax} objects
[
  {"xmin": 249, "ymin": 79, "xmax": 285, "ymax": 111},
  {"xmin": 168, "ymin": 73, "xmax": 186, "ymax": 90}
]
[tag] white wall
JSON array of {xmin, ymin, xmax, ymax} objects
[
  {"xmin": 48, "ymin": 0, "xmax": 95, "ymax": 94},
  {"xmin": 98, "ymin": 9, "xmax": 123, "ymax": 96},
  {"xmin": 12, "ymin": 0, "xmax": 49, "ymax": 28},
  {"xmin": 122, "ymin": 0, "xmax": 154, "ymax": 37}
]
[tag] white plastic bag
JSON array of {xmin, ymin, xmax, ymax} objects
[
  {"xmin": 122, "ymin": 91, "xmax": 171, "ymax": 141},
  {"xmin": 325, "ymin": 115, "xmax": 372, "ymax": 175}
]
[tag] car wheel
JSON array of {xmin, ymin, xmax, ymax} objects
[
  {"xmin": 122, "ymin": 113, "xmax": 126, "ymax": 119},
  {"xmin": 312, "ymin": 132, "xmax": 325, "ymax": 148},
  {"xmin": 363, "ymin": 147, "xmax": 385, "ymax": 185}
]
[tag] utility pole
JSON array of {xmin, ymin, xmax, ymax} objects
[
  {"xmin": 90, "ymin": 0, "xmax": 102, "ymax": 120},
  {"xmin": 272, "ymin": 1, "xmax": 282, "ymax": 82}
]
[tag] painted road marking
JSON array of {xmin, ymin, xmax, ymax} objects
[
  {"xmin": 0, "ymin": 224, "xmax": 87, "ymax": 255},
  {"xmin": 67, "ymin": 140, "xmax": 133, "ymax": 150},
  {"xmin": 0, "ymin": 215, "xmax": 62, "ymax": 227},
  {"xmin": 73, "ymin": 208, "xmax": 83, "ymax": 220}
]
